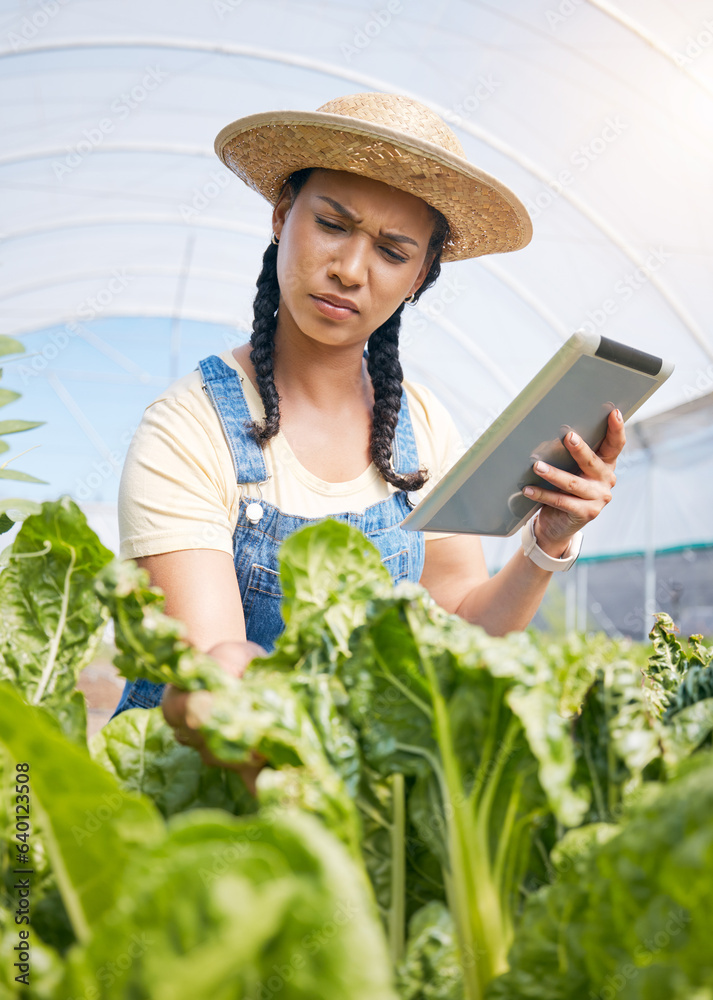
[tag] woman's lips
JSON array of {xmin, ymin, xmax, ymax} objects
[{"xmin": 310, "ymin": 295, "xmax": 358, "ymax": 320}]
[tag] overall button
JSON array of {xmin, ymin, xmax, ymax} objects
[{"xmin": 246, "ymin": 502, "xmax": 264, "ymax": 524}]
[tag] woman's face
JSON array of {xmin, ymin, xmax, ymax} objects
[{"xmin": 272, "ymin": 168, "xmax": 437, "ymax": 347}]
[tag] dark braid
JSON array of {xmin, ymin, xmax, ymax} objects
[
  {"xmin": 247, "ymin": 167, "xmax": 451, "ymax": 492},
  {"xmin": 367, "ymin": 203, "xmax": 449, "ymax": 491},
  {"xmin": 247, "ymin": 240, "xmax": 281, "ymax": 443}
]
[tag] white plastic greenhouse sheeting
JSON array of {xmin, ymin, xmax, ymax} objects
[{"xmin": 1, "ymin": 0, "xmax": 712, "ymax": 561}]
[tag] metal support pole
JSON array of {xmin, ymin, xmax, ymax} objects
[
  {"xmin": 642, "ymin": 453, "xmax": 656, "ymax": 642},
  {"xmin": 576, "ymin": 561, "xmax": 588, "ymax": 633}
]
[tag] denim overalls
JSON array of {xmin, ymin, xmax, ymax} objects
[{"xmin": 110, "ymin": 353, "xmax": 425, "ymax": 719}]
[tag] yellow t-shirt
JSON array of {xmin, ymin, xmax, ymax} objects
[{"xmin": 118, "ymin": 349, "xmax": 466, "ymax": 560}]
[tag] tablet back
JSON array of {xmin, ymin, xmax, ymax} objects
[{"xmin": 402, "ymin": 332, "xmax": 674, "ymax": 537}]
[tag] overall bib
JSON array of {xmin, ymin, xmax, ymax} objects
[{"xmin": 110, "ymin": 353, "xmax": 425, "ymax": 719}]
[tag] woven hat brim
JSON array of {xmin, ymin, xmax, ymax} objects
[{"xmin": 215, "ymin": 110, "xmax": 533, "ymax": 262}]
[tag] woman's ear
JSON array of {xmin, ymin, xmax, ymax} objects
[
  {"xmin": 272, "ymin": 184, "xmax": 295, "ymax": 239},
  {"xmin": 410, "ymin": 251, "xmax": 436, "ymax": 296}
]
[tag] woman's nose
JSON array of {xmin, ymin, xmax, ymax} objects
[{"xmin": 328, "ymin": 235, "xmax": 369, "ymax": 287}]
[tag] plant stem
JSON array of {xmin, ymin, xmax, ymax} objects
[
  {"xmin": 32, "ymin": 544, "xmax": 76, "ymax": 704},
  {"xmin": 388, "ymin": 772, "xmax": 406, "ymax": 968},
  {"xmin": 417, "ymin": 647, "xmax": 484, "ymax": 1000}
]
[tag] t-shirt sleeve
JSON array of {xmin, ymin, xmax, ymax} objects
[
  {"xmin": 118, "ymin": 397, "xmax": 236, "ymax": 560},
  {"xmin": 405, "ymin": 381, "xmax": 469, "ymax": 541}
]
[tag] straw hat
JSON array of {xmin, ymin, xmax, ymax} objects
[{"xmin": 214, "ymin": 92, "xmax": 532, "ymax": 263}]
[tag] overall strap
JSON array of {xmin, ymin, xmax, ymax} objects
[
  {"xmin": 363, "ymin": 348, "xmax": 421, "ymax": 477},
  {"xmin": 392, "ymin": 388, "xmax": 421, "ymax": 476},
  {"xmin": 198, "ymin": 355, "xmax": 268, "ymax": 485}
]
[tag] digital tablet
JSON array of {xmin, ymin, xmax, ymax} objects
[{"xmin": 401, "ymin": 331, "xmax": 674, "ymax": 537}]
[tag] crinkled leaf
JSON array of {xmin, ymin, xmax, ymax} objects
[
  {"xmin": 185, "ymin": 672, "xmax": 362, "ymax": 854},
  {"xmin": 0, "ymin": 498, "xmax": 113, "ymax": 723},
  {"xmin": 90, "ymin": 707, "xmax": 256, "ymax": 818},
  {"xmin": 96, "ymin": 558, "xmax": 237, "ymax": 692},
  {"xmin": 506, "ymin": 684, "xmax": 590, "ymax": 828},
  {"xmin": 661, "ymin": 698, "xmax": 713, "ymax": 768},
  {"xmin": 270, "ymin": 519, "xmax": 392, "ymax": 669},
  {"xmin": 397, "ymin": 901, "xmax": 465, "ymax": 1000},
  {"xmin": 646, "ymin": 612, "xmax": 688, "ymax": 696},
  {"xmin": 60, "ymin": 810, "xmax": 397, "ymax": 1000}
]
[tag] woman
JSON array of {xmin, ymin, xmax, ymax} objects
[{"xmin": 110, "ymin": 93, "xmax": 623, "ymax": 764}]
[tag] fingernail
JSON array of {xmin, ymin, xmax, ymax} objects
[
  {"xmin": 569, "ymin": 432, "xmax": 580, "ymax": 445},
  {"xmin": 523, "ymin": 486, "xmax": 535, "ymax": 497},
  {"xmin": 534, "ymin": 461, "xmax": 548, "ymax": 473},
  {"xmin": 616, "ymin": 409, "xmax": 622, "ymax": 421}
]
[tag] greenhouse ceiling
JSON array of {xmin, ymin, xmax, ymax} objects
[{"xmin": 1, "ymin": 0, "xmax": 712, "ymax": 555}]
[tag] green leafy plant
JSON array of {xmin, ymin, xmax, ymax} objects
[
  {"xmin": 0, "ymin": 334, "xmax": 46, "ymax": 536},
  {"xmin": 487, "ymin": 752, "xmax": 713, "ymax": 1000},
  {"xmin": 2, "ymin": 502, "xmax": 713, "ymax": 1000}
]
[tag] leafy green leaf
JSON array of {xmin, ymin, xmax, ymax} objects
[
  {"xmin": 0, "ymin": 681, "xmax": 164, "ymax": 944},
  {"xmin": 0, "ymin": 388, "xmax": 21, "ymax": 408},
  {"xmin": 270, "ymin": 518, "xmax": 392, "ymax": 670},
  {"xmin": 0, "ymin": 497, "xmax": 114, "ymax": 728},
  {"xmin": 60, "ymin": 810, "xmax": 398, "ymax": 1000},
  {"xmin": 0, "ymin": 498, "xmax": 42, "ymax": 519},
  {"xmin": 0, "ymin": 336, "xmax": 25, "ymax": 358},
  {"xmin": 397, "ymin": 901, "xmax": 465, "ymax": 1000},
  {"xmin": 187, "ymin": 671, "xmax": 363, "ymax": 855},
  {"xmin": 490, "ymin": 753, "xmax": 713, "ymax": 1000},
  {"xmin": 95, "ymin": 558, "xmax": 237, "ymax": 692},
  {"xmin": 0, "ymin": 468, "xmax": 47, "ymax": 483},
  {"xmin": 0, "ymin": 419, "xmax": 44, "ymax": 434},
  {"xmin": 90, "ymin": 707, "xmax": 256, "ymax": 818}
]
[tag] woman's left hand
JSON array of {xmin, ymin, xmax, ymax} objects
[{"xmin": 521, "ymin": 407, "xmax": 626, "ymax": 555}]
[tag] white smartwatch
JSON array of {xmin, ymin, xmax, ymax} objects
[{"xmin": 520, "ymin": 512, "xmax": 582, "ymax": 572}]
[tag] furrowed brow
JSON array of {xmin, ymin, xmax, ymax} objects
[
  {"xmin": 380, "ymin": 229, "xmax": 419, "ymax": 248},
  {"xmin": 315, "ymin": 195, "xmax": 420, "ymax": 248},
  {"xmin": 316, "ymin": 195, "xmax": 360, "ymax": 222}
]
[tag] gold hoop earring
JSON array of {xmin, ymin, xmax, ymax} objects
[
  {"xmin": 270, "ymin": 232, "xmax": 280, "ymax": 245},
  {"xmin": 404, "ymin": 293, "xmax": 416, "ymax": 304}
]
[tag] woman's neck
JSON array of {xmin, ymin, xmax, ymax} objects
[{"xmin": 233, "ymin": 322, "xmax": 374, "ymax": 412}]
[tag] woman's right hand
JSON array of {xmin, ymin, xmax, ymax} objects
[{"xmin": 160, "ymin": 639, "xmax": 267, "ymax": 793}]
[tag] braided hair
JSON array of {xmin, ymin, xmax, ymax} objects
[{"xmin": 247, "ymin": 167, "xmax": 450, "ymax": 491}]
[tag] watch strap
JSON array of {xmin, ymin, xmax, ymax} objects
[{"xmin": 520, "ymin": 513, "xmax": 582, "ymax": 572}]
